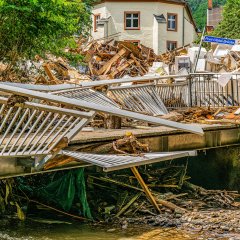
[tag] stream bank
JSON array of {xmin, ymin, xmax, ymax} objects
[
  {"xmin": 1, "ymin": 145, "xmax": 240, "ymax": 239},
  {"xmin": 1, "ymin": 213, "xmax": 240, "ymax": 240}
]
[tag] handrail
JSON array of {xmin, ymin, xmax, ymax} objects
[{"xmin": 0, "ymin": 84, "xmax": 204, "ymax": 135}]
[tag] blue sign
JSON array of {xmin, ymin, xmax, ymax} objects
[{"xmin": 203, "ymin": 36, "xmax": 236, "ymax": 45}]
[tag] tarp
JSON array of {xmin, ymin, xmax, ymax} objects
[{"xmin": 18, "ymin": 169, "xmax": 92, "ymax": 219}]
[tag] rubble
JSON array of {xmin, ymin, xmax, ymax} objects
[
  {"xmin": 84, "ymin": 156, "xmax": 240, "ymax": 221},
  {"xmin": 1, "ymin": 35, "xmax": 240, "ymax": 86},
  {"xmin": 173, "ymin": 107, "xmax": 240, "ymax": 125},
  {"xmin": 1, "ymin": 38, "xmax": 240, "ymax": 149},
  {"xmin": 78, "ymin": 40, "xmax": 157, "ymax": 79}
]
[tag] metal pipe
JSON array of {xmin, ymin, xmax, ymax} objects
[{"xmin": 193, "ymin": 27, "xmax": 206, "ymax": 73}]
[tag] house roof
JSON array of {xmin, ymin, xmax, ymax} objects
[
  {"xmin": 154, "ymin": 14, "xmax": 166, "ymax": 23},
  {"xmin": 94, "ymin": 0, "xmax": 197, "ymax": 31}
]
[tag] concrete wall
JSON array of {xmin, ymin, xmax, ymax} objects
[
  {"xmin": 92, "ymin": 1, "xmax": 197, "ymax": 54},
  {"xmin": 187, "ymin": 147, "xmax": 240, "ymax": 192},
  {"xmin": 0, "ymin": 158, "xmax": 25, "ymax": 177}
]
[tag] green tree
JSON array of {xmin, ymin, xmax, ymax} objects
[
  {"xmin": 0, "ymin": 0, "xmax": 93, "ymax": 73},
  {"xmin": 187, "ymin": 0, "xmax": 226, "ymax": 30},
  {"xmin": 213, "ymin": 0, "xmax": 240, "ymax": 38}
]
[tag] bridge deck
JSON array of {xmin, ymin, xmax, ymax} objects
[{"xmin": 70, "ymin": 124, "xmax": 240, "ymax": 151}]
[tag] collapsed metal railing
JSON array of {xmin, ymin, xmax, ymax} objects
[
  {"xmin": 3, "ymin": 72, "xmax": 240, "ymax": 115},
  {"xmin": 0, "ymin": 96, "xmax": 95, "ymax": 157},
  {"xmin": 0, "ymin": 84, "xmax": 203, "ymax": 175},
  {"xmin": 108, "ymin": 83, "xmax": 168, "ymax": 116},
  {"xmin": 62, "ymin": 150, "xmax": 197, "ymax": 172},
  {"xmin": 82, "ymin": 73, "xmax": 240, "ymax": 109},
  {"xmin": 53, "ymin": 88, "xmax": 119, "ymax": 109}
]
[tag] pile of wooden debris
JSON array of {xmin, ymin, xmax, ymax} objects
[
  {"xmin": 36, "ymin": 133, "xmax": 240, "ymax": 221},
  {"xmin": 86, "ymin": 169, "xmax": 239, "ymax": 221},
  {"xmin": 0, "ymin": 39, "xmax": 163, "ymax": 83},
  {"xmin": 0, "ymin": 55, "xmax": 91, "ymax": 84},
  {"xmin": 160, "ymin": 107, "xmax": 240, "ymax": 125},
  {"xmin": 78, "ymin": 40, "xmax": 157, "ymax": 79},
  {"xmin": 34, "ymin": 56, "xmax": 91, "ymax": 85}
]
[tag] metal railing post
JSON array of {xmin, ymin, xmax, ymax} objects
[
  {"xmin": 231, "ymin": 77, "xmax": 234, "ymax": 106},
  {"xmin": 188, "ymin": 74, "xmax": 193, "ymax": 107}
]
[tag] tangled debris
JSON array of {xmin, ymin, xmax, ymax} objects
[
  {"xmin": 78, "ymin": 40, "xmax": 157, "ymax": 79},
  {"xmin": 86, "ymin": 165, "xmax": 239, "ymax": 222},
  {"xmin": 2, "ymin": 35, "xmax": 240, "ymax": 85},
  {"xmin": 74, "ymin": 134, "xmax": 240, "ymax": 223},
  {"xmin": 161, "ymin": 107, "xmax": 240, "ymax": 125},
  {"xmin": 112, "ymin": 132, "xmax": 149, "ymax": 155}
]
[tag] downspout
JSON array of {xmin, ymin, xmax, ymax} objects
[{"xmin": 182, "ymin": 6, "xmax": 185, "ymax": 47}]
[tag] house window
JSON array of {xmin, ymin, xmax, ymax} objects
[
  {"xmin": 167, "ymin": 41, "xmax": 177, "ymax": 51},
  {"xmin": 94, "ymin": 14, "xmax": 101, "ymax": 32},
  {"xmin": 167, "ymin": 13, "xmax": 177, "ymax": 31},
  {"xmin": 124, "ymin": 40, "xmax": 140, "ymax": 46},
  {"xmin": 124, "ymin": 12, "xmax": 140, "ymax": 30}
]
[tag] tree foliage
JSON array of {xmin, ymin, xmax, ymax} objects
[
  {"xmin": 187, "ymin": 0, "xmax": 226, "ymax": 30},
  {"xmin": 213, "ymin": 0, "xmax": 240, "ymax": 38},
  {"xmin": 0, "ymin": 0, "xmax": 93, "ymax": 64}
]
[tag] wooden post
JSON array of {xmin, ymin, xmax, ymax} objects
[
  {"xmin": 42, "ymin": 63, "xmax": 57, "ymax": 82},
  {"xmin": 131, "ymin": 166, "xmax": 161, "ymax": 213},
  {"xmin": 105, "ymin": 115, "xmax": 122, "ymax": 129}
]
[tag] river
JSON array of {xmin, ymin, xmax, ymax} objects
[{"xmin": 0, "ymin": 217, "xmax": 238, "ymax": 240}]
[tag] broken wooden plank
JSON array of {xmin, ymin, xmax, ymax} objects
[
  {"xmin": 130, "ymin": 53, "xmax": 147, "ymax": 75},
  {"xmin": 109, "ymin": 59, "xmax": 134, "ymax": 78},
  {"xmin": 131, "ymin": 166, "xmax": 161, "ymax": 213},
  {"xmin": 97, "ymin": 48, "xmax": 127, "ymax": 75},
  {"xmin": 42, "ymin": 63, "xmax": 60, "ymax": 84}
]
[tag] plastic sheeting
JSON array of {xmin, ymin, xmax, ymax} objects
[{"xmin": 18, "ymin": 169, "xmax": 92, "ymax": 219}]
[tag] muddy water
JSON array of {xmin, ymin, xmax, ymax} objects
[{"xmin": 0, "ymin": 218, "xmax": 237, "ymax": 240}]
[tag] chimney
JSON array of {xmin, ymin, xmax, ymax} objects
[{"xmin": 208, "ymin": 0, "xmax": 213, "ymax": 10}]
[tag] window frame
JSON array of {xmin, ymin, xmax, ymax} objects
[
  {"xmin": 124, "ymin": 11, "xmax": 140, "ymax": 30},
  {"xmin": 167, "ymin": 13, "xmax": 178, "ymax": 32},
  {"xmin": 124, "ymin": 40, "xmax": 140, "ymax": 47},
  {"xmin": 166, "ymin": 41, "xmax": 177, "ymax": 51},
  {"xmin": 94, "ymin": 13, "xmax": 101, "ymax": 32}
]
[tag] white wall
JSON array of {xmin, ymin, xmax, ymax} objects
[
  {"xmin": 153, "ymin": 18, "xmax": 159, "ymax": 53},
  {"xmin": 184, "ymin": 8, "xmax": 198, "ymax": 46},
  {"xmin": 106, "ymin": 2, "xmax": 157, "ymax": 49}
]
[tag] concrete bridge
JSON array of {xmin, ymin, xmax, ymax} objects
[
  {"xmin": 70, "ymin": 124, "xmax": 240, "ymax": 152},
  {"xmin": 1, "ymin": 124, "xmax": 240, "ymax": 195}
]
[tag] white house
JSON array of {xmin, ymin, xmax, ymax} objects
[{"xmin": 91, "ymin": 0, "xmax": 198, "ymax": 54}]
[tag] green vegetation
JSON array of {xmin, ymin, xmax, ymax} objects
[
  {"xmin": 187, "ymin": 0, "xmax": 226, "ymax": 30},
  {"xmin": 0, "ymin": 0, "xmax": 94, "ymax": 67},
  {"xmin": 213, "ymin": 0, "xmax": 240, "ymax": 38}
]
